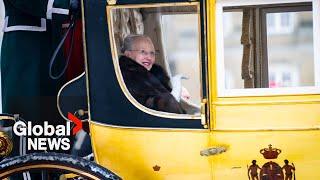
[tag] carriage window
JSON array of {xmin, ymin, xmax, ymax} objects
[
  {"xmin": 217, "ymin": 1, "xmax": 320, "ymax": 96},
  {"xmin": 266, "ymin": 11, "xmax": 314, "ymax": 88},
  {"xmin": 223, "ymin": 11, "xmax": 244, "ymax": 89},
  {"xmin": 108, "ymin": 4, "xmax": 201, "ymax": 116},
  {"xmin": 161, "ymin": 14, "xmax": 201, "ymax": 105}
]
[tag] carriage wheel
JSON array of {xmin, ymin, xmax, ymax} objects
[{"xmin": 0, "ymin": 152, "xmax": 121, "ymax": 180}]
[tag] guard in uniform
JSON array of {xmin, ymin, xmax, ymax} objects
[
  {"xmin": 1, "ymin": 0, "xmax": 71, "ymax": 124},
  {"xmin": 1, "ymin": 0, "xmax": 79, "ymax": 178},
  {"xmin": 1, "ymin": 1, "xmax": 75, "ymax": 178}
]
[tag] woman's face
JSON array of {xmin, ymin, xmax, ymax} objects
[{"xmin": 125, "ymin": 38, "xmax": 156, "ymax": 71}]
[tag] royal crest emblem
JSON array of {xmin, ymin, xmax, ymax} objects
[{"xmin": 247, "ymin": 145, "xmax": 296, "ymax": 180}]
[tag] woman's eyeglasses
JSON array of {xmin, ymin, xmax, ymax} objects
[{"xmin": 129, "ymin": 49, "xmax": 156, "ymax": 57}]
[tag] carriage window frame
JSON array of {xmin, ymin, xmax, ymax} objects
[
  {"xmin": 215, "ymin": 0, "xmax": 320, "ymax": 97},
  {"xmin": 260, "ymin": 5, "xmax": 313, "ymax": 88},
  {"xmin": 106, "ymin": 2, "xmax": 203, "ymax": 119}
]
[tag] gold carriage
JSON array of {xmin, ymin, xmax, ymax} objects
[{"xmin": 1, "ymin": 0, "xmax": 320, "ymax": 179}]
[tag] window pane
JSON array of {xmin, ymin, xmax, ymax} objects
[
  {"xmin": 111, "ymin": 5, "xmax": 201, "ymax": 115},
  {"xmin": 267, "ymin": 13, "xmax": 276, "ymax": 27},
  {"xmin": 223, "ymin": 11, "xmax": 244, "ymax": 89},
  {"xmin": 267, "ymin": 11, "xmax": 314, "ymax": 87},
  {"xmin": 161, "ymin": 14, "xmax": 201, "ymax": 105},
  {"xmin": 280, "ymin": 13, "xmax": 290, "ymax": 26},
  {"xmin": 222, "ymin": 7, "xmax": 314, "ymax": 90},
  {"xmin": 267, "ymin": 13, "xmax": 294, "ymax": 34}
]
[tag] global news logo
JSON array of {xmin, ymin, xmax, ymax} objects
[{"xmin": 13, "ymin": 113, "xmax": 82, "ymax": 151}]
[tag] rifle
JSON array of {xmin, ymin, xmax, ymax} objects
[
  {"xmin": 247, "ymin": 164, "xmax": 250, "ymax": 180},
  {"xmin": 291, "ymin": 163, "xmax": 296, "ymax": 180},
  {"xmin": 292, "ymin": 163, "xmax": 296, "ymax": 180}
]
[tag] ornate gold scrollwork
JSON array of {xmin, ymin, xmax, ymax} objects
[
  {"xmin": 107, "ymin": 0, "xmax": 117, "ymax": 5},
  {"xmin": 0, "ymin": 131, "xmax": 13, "ymax": 157}
]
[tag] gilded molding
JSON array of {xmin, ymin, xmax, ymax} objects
[
  {"xmin": 107, "ymin": 0, "xmax": 117, "ymax": 5},
  {"xmin": 106, "ymin": 2, "xmax": 202, "ymax": 120},
  {"xmin": 0, "ymin": 132, "xmax": 13, "ymax": 157}
]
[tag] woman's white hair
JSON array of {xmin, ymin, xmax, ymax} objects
[{"xmin": 121, "ymin": 34, "xmax": 151, "ymax": 53}]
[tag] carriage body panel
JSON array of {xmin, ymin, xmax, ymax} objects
[{"xmin": 90, "ymin": 122, "xmax": 211, "ymax": 179}]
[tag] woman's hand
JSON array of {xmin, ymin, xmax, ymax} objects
[
  {"xmin": 171, "ymin": 75, "xmax": 190, "ymax": 102},
  {"xmin": 181, "ymin": 87, "xmax": 191, "ymax": 101}
]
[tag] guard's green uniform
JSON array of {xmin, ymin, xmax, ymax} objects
[{"xmin": 1, "ymin": 0, "xmax": 70, "ymax": 125}]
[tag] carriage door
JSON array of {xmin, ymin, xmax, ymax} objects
[
  {"xmin": 207, "ymin": 0, "xmax": 320, "ymax": 179},
  {"xmin": 86, "ymin": 1, "xmax": 214, "ymax": 179}
]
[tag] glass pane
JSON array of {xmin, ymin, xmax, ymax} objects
[
  {"xmin": 267, "ymin": 13, "xmax": 294, "ymax": 34},
  {"xmin": 223, "ymin": 11, "xmax": 244, "ymax": 89},
  {"xmin": 110, "ymin": 5, "xmax": 201, "ymax": 115},
  {"xmin": 267, "ymin": 11, "xmax": 314, "ymax": 88},
  {"xmin": 223, "ymin": 8, "xmax": 314, "ymax": 90},
  {"xmin": 267, "ymin": 14, "xmax": 276, "ymax": 27},
  {"xmin": 161, "ymin": 14, "xmax": 201, "ymax": 105},
  {"xmin": 280, "ymin": 13, "xmax": 290, "ymax": 26}
]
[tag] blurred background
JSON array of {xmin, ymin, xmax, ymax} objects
[
  {"xmin": 161, "ymin": 14, "xmax": 201, "ymax": 105},
  {"xmin": 223, "ymin": 10, "xmax": 314, "ymax": 89}
]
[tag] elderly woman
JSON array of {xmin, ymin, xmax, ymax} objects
[{"xmin": 119, "ymin": 34, "xmax": 187, "ymax": 114}]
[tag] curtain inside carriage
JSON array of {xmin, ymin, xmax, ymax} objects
[{"xmin": 241, "ymin": 8, "xmax": 255, "ymax": 88}]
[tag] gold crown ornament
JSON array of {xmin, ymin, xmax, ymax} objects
[{"xmin": 260, "ymin": 144, "xmax": 282, "ymax": 159}]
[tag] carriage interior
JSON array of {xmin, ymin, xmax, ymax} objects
[{"xmin": 109, "ymin": 4, "xmax": 202, "ymax": 115}]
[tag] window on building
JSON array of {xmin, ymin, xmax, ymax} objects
[{"xmin": 267, "ymin": 13, "xmax": 295, "ymax": 34}]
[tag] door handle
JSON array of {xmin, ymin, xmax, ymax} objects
[
  {"xmin": 200, "ymin": 146, "xmax": 227, "ymax": 156},
  {"xmin": 200, "ymin": 99, "xmax": 208, "ymax": 128}
]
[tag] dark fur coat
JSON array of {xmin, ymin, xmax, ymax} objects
[{"xmin": 119, "ymin": 56, "xmax": 185, "ymax": 114}]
